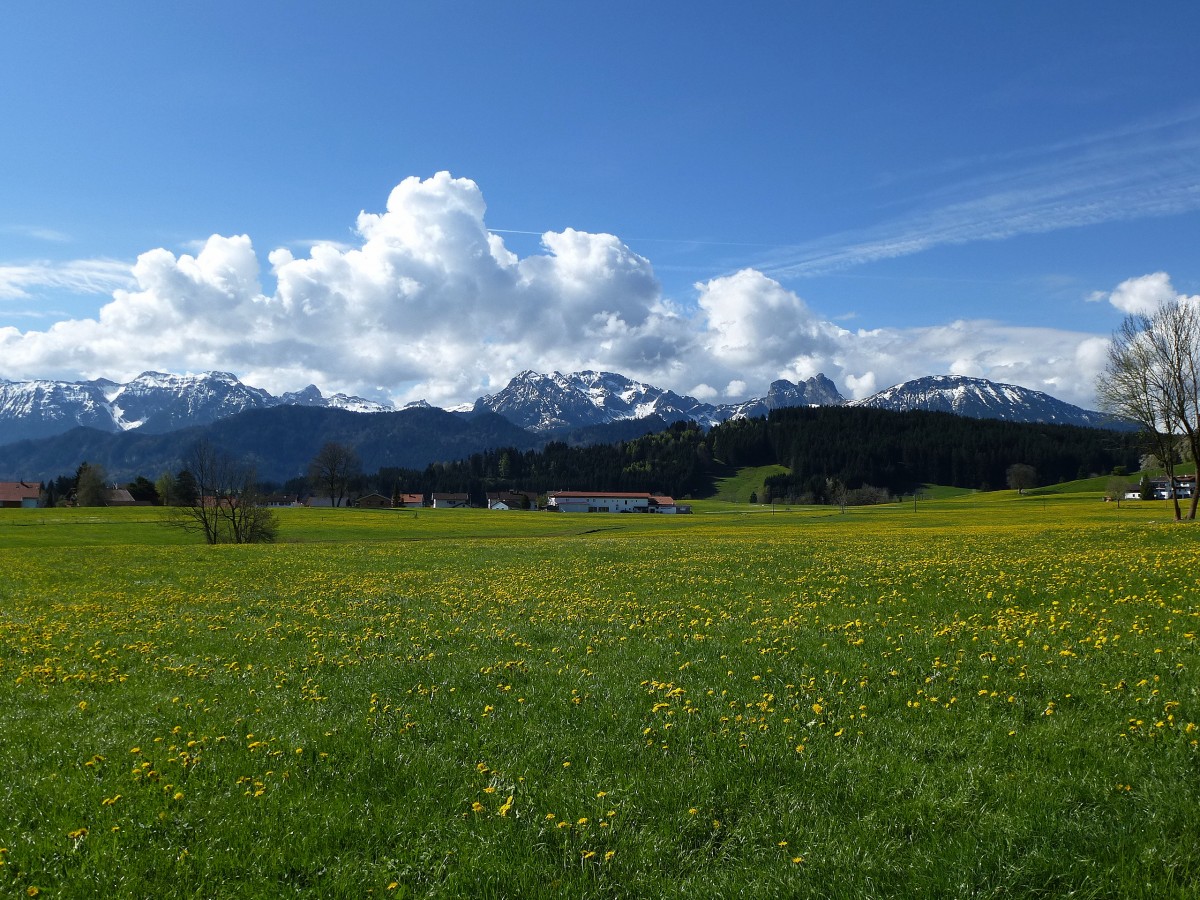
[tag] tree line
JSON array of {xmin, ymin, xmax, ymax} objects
[
  {"xmin": 39, "ymin": 407, "xmax": 1143, "ymax": 517},
  {"xmin": 315, "ymin": 409, "xmax": 1139, "ymax": 505}
]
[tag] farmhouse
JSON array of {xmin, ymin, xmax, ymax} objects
[
  {"xmin": 486, "ymin": 491, "xmax": 536, "ymax": 510},
  {"xmin": 648, "ymin": 496, "xmax": 692, "ymax": 514},
  {"xmin": 396, "ymin": 493, "xmax": 425, "ymax": 508},
  {"xmin": 546, "ymin": 491, "xmax": 686, "ymax": 513},
  {"xmin": 356, "ymin": 493, "xmax": 393, "ymax": 509},
  {"xmin": 431, "ymin": 492, "xmax": 470, "ymax": 509},
  {"xmin": 1149, "ymin": 475, "xmax": 1196, "ymax": 500},
  {"xmin": 0, "ymin": 481, "xmax": 41, "ymax": 508},
  {"xmin": 304, "ymin": 496, "xmax": 350, "ymax": 508}
]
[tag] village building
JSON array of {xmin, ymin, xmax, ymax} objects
[
  {"xmin": 1148, "ymin": 475, "xmax": 1196, "ymax": 500},
  {"xmin": 396, "ymin": 493, "xmax": 425, "ymax": 508},
  {"xmin": 546, "ymin": 491, "xmax": 690, "ymax": 513},
  {"xmin": 431, "ymin": 492, "xmax": 470, "ymax": 509},
  {"xmin": 304, "ymin": 495, "xmax": 352, "ymax": 508},
  {"xmin": 356, "ymin": 493, "xmax": 393, "ymax": 509},
  {"xmin": 486, "ymin": 490, "xmax": 537, "ymax": 510},
  {"xmin": 0, "ymin": 481, "xmax": 41, "ymax": 508}
]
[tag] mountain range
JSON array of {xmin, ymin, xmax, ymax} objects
[
  {"xmin": 845, "ymin": 375, "xmax": 1116, "ymax": 428},
  {"xmin": 470, "ymin": 370, "xmax": 846, "ymax": 430},
  {"xmin": 0, "ymin": 368, "xmax": 1122, "ymax": 482},
  {"xmin": 0, "ymin": 371, "xmax": 388, "ymax": 445}
]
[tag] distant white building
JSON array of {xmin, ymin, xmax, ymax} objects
[
  {"xmin": 486, "ymin": 491, "xmax": 537, "ymax": 510},
  {"xmin": 546, "ymin": 491, "xmax": 687, "ymax": 513}
]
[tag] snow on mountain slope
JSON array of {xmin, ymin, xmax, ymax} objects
[
  {"xmin": 849, "ymin": 375, "xmax": 1114, "ymax": 427},
  {"xmin": 471, "ymin": 370, "xmax": 846, "ymax": 432},
  {"xmin": 0, "ymin": 372, "xmax": 389, "ymax": 446},
  {"xmin": 0, "ymin": 379, "xmax": 120, "ymax": 442},
  {"xmin": 0, "ymin": 367, "xmax": 1122, "ymax": 450}
]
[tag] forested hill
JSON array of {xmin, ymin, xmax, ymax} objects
[
  {"xmin": 714, "ymin": 406, "xmax": 1140, "ymax": 500},
  {"xmin": 378, "ymin": 406, "xmax": 1142, "ymax": 501}
]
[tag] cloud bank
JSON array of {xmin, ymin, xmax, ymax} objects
[{"xmin": 0, "ymin": 172, "xmax": 1146, "ymax": 408}]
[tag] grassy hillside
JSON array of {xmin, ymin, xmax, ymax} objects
[
  {"xmin": 1, "ymin": 502, "xmax": 1197, "ymax": 897},
  {"xmin": 709, "ymin": 464, "xmax": 789, "ymax": 503}
]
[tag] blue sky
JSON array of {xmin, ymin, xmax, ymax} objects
[{"xmin": 2, "ymin": 2, "xmax": 1198, "ymax": 408}]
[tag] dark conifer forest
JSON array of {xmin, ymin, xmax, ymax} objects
[{"xmin": 340, "ymin": 407, "xmax": 1141, "ymax": 505}]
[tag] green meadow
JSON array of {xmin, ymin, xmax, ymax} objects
[{"xmin": 1, "ymin": 495, "xmax": 1197, "ymax": 898}]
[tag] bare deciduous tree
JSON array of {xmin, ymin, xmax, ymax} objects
[
  {"xmin": 1097, "ymin": 300, "xmax": 1200, "ymax": 521},
  {"xmin": 167, "ymin": 440, "xmax": 278, "ymax": 543},
  {"xmin": 308, "ymin": 442, "xmax": 361, "ymax": 509}
]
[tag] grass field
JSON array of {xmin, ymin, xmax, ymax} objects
[
  {"xmin": 1, "ymin": 496, "xmax": 1197, "ymax": 898},
  {"xmin": 709, "ymin": 464, "xmax": 789, "ymax": 504}
]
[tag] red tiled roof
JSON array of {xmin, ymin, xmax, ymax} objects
[
  {"xmin": 549, "ymin": 491, "xmax": 653, "ymax": 499},
  {"xmin": 0, "ymin": 481, "xmax": 40, "ymax": 502}
]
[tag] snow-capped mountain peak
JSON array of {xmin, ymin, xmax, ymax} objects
[
  {"xmin": 849, "ymin": 375, "xmax": 1113, "ymax": 427},
  {"xmin": 0, "ymin": 368, "xmax": 1121, "ymax": 451},
  {"xmin": 471, "ymin": 370, "xmax": 847, "ymax": 432},
  {"xmin": 0, "ymin": 371, "xmax": 391, "ymax": 446}
]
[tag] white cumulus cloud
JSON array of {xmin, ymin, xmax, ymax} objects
[
  {"xmin": 1103, "ymin": 271, "xmax": 1178, "ymax": 314},
  {"xmin": 0, "ymin": 172, "xmax": 1155, "ymax": 410}
]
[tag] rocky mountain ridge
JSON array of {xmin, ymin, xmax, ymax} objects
[
  {"xmin": 0, "ymin": 371, "xmax": 388, "ymax": 445},
  {"xmin": 847, "ymin": 374, "xmax": 1116, "ymax": 429},
  {"xmin": 0, "ymin": 368, "xmax": 1116, "ymax": 449},
  {"xmin": 469, "ymin": 370, "xmax": 846, "ymax": 431}
]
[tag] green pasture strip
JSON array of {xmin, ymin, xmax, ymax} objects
[
  {"xmin": 914, "ymin": 483, "xmax": 976, "ymax": 500},
  {"xmin": 1032, "ymin": 463, "xmax": 1196, "ymax": 497},
  {"xmin": 709, "ymin": 464, "xmax": 789, "ymax": 504},
  {"xmin": 0, "ymin": 505, "xmax": 1197, "ymax": 898}
]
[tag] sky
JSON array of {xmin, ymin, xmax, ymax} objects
[{"xmin": 2, "ymin": 2, "xmax": 1199, "ymax": 409}]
